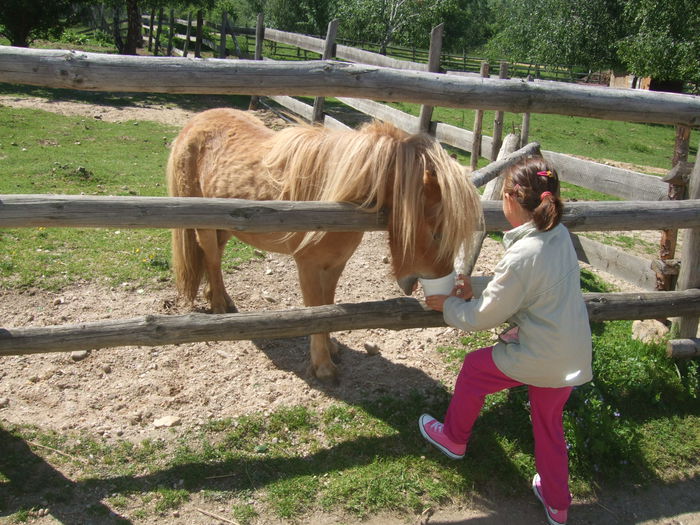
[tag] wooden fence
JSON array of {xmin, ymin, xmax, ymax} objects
[
  {"xmin": 236, "ymin": 19, "xmax": 697, "ymax": 306},
  {"xmin": 136, "ymin": 11, "xmax": 601, "ymax": 82},
  {"xmin": 0, "ymin": 43, "xmax": 698, "ymax": 357}
]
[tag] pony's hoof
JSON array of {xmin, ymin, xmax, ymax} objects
[
  {"xmin": 210, "ymin": 303, "xmax": 237, "ymax": 314},
  {"xmin": 309, "ymin": 362, "xmax": 339, "ymax": 385}
]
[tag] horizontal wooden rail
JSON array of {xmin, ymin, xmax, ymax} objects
[
  {"xmin": 666, "ymin": 338, "xmax": 700, "ymax": 358},
  {"xmin": 332, "ymin": 98, "xmax": 666, "ymax": 200},
  {"xmin": 2, "ymin": 47, "xmax": 700, "ymax": 126},
  {"xmin": 1, "ymin": 290, "xmax": 699, "ymax": 357},
  {"xmin": 1, "ymin": 195, "xmax": 700, "ymax": 232}
]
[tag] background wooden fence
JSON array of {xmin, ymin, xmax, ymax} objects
[
  {"xmin": 230, "ymin": 18, "xmax": 697, "ymax": 304},
  {"xmin": 0, "ymin": 39, "xmax": 698, "ymax": 357}
]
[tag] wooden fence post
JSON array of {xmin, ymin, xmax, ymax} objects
[
  {"xmin": 657, "ymin": 125, "xmax": 692, "ymax": 291},
  {"xmin": 675, "ymin": 141, "xmax": 700, "ymax": 338},
  {"xmin": 520, "ymin": 75, "xmax": 534, "ymax": 147},
  {"xmin": 311, "ymin": 19, "xmax": 339, "ymax": 124},
  {"xmin": 461, "ymin": 133, "xmax": 521, "ymax": 275},
  {"xmin": 182, "ymin": 12, "xmax": 192, "ymax": 57},
  {"xmin": 166, "ymin": 9, "xmax": 175, "ymax": 56},
  {"xmin": 491, "ymin": 61, "xmax": 509, "ymax": 160},
  {"xmin": 417, "ymin": 23, "xmax": 444, "ymax": 134},
  {"xmin": 219, "ymin": 12, "xmax": 228, "ymax": 58},
  {"xmin": 470, "ymin": 61, "xmax": 489, "ymax": 171},
  {"xmin": 147, "ymin": 10, "xmax": 155, "ymax": 51},
  {"xmin": 153, "ymin": 8, "xmax": 164, "ymax": 56},
  {"xmin": 248, "ymin": 13, "xmax": 265, "ymax": 111},
  {"xmin": 195, "ymin": 9, "xmax": 203, "ymax": 58},
  {"xmin": 226, "ymin": 19, "xmax": 242, "ymax": 58}
]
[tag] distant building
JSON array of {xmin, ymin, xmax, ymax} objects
[
  {"xmin": 610, "ymin": 69, "xmax": 685, "ymax": 93},
  {"xmin": 610, "ymin": 69, "xmax": 651, "ymax": 90}
]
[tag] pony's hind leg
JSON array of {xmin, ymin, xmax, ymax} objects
[{"xmin": 195, "ymin": 228, "xmax": 236, "ymax": 313}]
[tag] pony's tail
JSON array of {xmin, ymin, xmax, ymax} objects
[{"xmin": 167, "ymin": 136, "xmax": 204, "ymax": 305}]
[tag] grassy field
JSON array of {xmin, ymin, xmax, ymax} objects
[{"xmin": 0, "ymin": 40, "xmax": 698, "ymax": 523}]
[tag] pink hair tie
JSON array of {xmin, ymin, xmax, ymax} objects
[
  {"xmin": 540, "ymin": 191, "xmax": 553, "ymax": 200},
  {"xmin": 537, "ymin": 170, "xmax": 553, "ymax": 178}
]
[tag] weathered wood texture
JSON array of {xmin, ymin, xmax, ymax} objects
[
  {"xmin": 330, "ymin": 98, "xmax": 664, "ymax": 201},
  {"xmin": 311, "ymin": 19, "xmax": 339, "ymax": 124},
  {"xmin": 2, "ymin": 195, "xmax": 700, "ymax": 232},
  {"xmin": 264, "ymin": 28, "xmax": 427, "ymax": 71},
  {"xmin": 267, "ymin": 95, "xmax": 349, "ymax": 130},
  {"xmin": 543, "ymin": 151, "xmax": 668, "ymax": 201},
  {"xmin": 2, "ymin": 47, "xmax": 700, "ymax": 126},
  {"xmin": 571, "ymin": 234, "xmax": 657, "ymax": 290},
  {"xmin": 666, "ymin": 338, "xmax": 700, "ymax": 359},
  {"xmin": 675, "ymin": 139, "xmax": 700, "ymax": 338},
  {"xmin": 463, "ymin": 134, "xmax": 519, "ymax": 274},
  {"xmin": 417, "ymin": 23, "xmax": 443, "ymax": 133},
  {"xmin": 2, "ymin": 291, "xmax": 699, "ymax": 357},
  {"xmin": 491, "ymin": 62, "xmax": 509, "ymax": 160},
  {"xmin": 469, "ymin": 142, "xmax": 541, "ymax": 188},
  {"xmin": 470, "ymin": 61, "xmax": 490, "ymax": 170}
]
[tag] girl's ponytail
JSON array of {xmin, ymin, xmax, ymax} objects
[
  {"xmin": 502, "ymin": 157, "xmax": 563, "ymax": 232},
  {"xmin": 532, "ymin": 190, "xmax": 563, "ymax": 232}
]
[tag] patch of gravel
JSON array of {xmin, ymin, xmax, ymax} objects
[{"xmin": 1, "ymin": 94, "xmax": 695, "ymax": 525}]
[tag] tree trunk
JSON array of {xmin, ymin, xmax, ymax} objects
[
  {"xmin": 123, "ymin": 0, "xmax": 141, "ymax": 55},
  {"xmin": 112, "ymin": 7, "xmax": 124, "ymax": 53}
]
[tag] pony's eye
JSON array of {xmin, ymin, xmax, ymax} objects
[{"xmin": 432, "ymin": 232, "xmax": 442, "ymax": 242}]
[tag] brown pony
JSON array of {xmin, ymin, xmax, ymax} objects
[{"xmin": 167, "ymin": 108, "xmax": 482, "ymax": 382}]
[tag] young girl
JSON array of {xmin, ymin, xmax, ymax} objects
[{"xmin": 420, "ymin": 156, "xmax": 592, "ymax": 525}]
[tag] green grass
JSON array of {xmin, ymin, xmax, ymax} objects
[
  {"xmin": 0, "ymin": 103, "xmax": 261, "ymax": 290},
  {"xmin": 1, "ymin": 274, "xmax": 697, "ymax": 521},
  {"xmin": 2, "ymin": 322, "xmax": 697, "ymax": 521},
  {"xmin": 0, "ymin": 45, "xmax": 697, "ymax": 523},
  {"xmin": 386, "ymin": 102, "xmax": 681, "ymax": 176}
]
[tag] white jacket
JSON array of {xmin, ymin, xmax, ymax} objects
[{"xmin": 443, "ymin": 222, "xmax": 593, "ymax": 388}]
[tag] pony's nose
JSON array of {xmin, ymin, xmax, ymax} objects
[{"xmin": 397, "ymin": 275, "xmax": 418, "ymax": 296}]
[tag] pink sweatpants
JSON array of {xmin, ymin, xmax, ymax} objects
[{"xmin": 443, "ymin": 346, "xmax": 573, "ymax": 510}]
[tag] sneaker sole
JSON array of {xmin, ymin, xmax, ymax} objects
[
  {"xmin": 532, "ymin": 475, "xmax": 566, "ymax": 525},
  {"xmin": 418, "ymin": 415, "xmax": 464, "ymax": 460}
]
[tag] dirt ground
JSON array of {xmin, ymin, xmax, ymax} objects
[{"xmin": 0, "ymin": 95, "xmax": 698, "ymax": 525}]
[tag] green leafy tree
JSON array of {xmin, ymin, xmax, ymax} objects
[
  {"xmin": 0, "ymin": 0, "xmax": 86, "ymax": 47},
  {"xmin": 487, "ymin": 0, "xmax": 622, "ymax": 71},
  {"xmin": 336, "ymin": 0, "xmax": 426, "ymax": 54},
  {"xmin": 617, "ymin": 0, "xmax": 700, "ymax": 89},
  {"xmin": 337, "ymin": 0, "xmax": 491, "ymax": 54},
  {"xmin": 266, "ymin": 0, "xmax": 332, "ymax": 35},
  {"xmin": 408, "ymin": 0, "xmax": 492, "ymax": 53}
]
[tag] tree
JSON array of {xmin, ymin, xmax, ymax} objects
[
  {"xmin": 407, "ymin": 0, "xmax": 492, "ymax": 53},
  {"xmin": 123, "ymin": 0, "xmax": 143, "ymax": 54},
  {"xmin": 616, "ymin": 0, "xmax": 700, "ymax": 90},
  {"xmin": 266, "ymin": 0, "xmax": 332, "ymax": 35},
  {"xmin": 0, "ymin": 0, "xmax": 84, "ymax": 47},
  {"xmin": 336, "ymin": 0, "xmax": 426, "ymax": 54},
  {"xmin": 487, "ymin": 0, "xmax": 623, "ymax": 71}
]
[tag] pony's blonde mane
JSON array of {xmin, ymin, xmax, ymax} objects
[{"xmin": 263, "ymin": 120, "xmax": 482, "ymax": 263}]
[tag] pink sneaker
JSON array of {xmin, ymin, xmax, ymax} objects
[
  {"xmin": 532, "ymin": 473, "xmax": 568, "ymax": 525},
  {"xmin": 418, "ymin": 414, "xmax": 466, "ymax": 459}
]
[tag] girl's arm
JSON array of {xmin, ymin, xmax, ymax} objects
[
  {"xmin": 442, "ymin": 263, "xmax": 525, "ymax": 332},
  {"xmin": 425, "ymin": 274, "xmax": 473, "ymax": 311}
]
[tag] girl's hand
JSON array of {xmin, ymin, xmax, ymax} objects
[
  {"xmin": 455, "ymin": 274, "xmax": 473, "ymax": 300},
  {"xmin": 425, "ymin": 294, "xmax": 449, "ymax": 312}
]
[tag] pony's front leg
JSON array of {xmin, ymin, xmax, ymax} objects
[
  {"xmin": 296, "ymin": 261, "xmax": 348, "ymax": 383},
  {"xmin": 196, "ymin": 229, "xmax": 236, "ymax": 313}
]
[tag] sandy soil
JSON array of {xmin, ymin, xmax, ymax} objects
[{"xmin": 0, "ymin": 95, "xmax": 697, "ymax": 525}]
